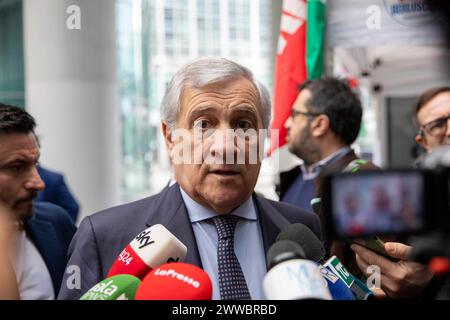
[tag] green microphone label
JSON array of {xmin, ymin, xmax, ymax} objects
[{"xmin": 325, "ymin": 256, "xmax": 355, "ymax": 288}]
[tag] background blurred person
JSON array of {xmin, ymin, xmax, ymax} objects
[
  {"xmin": 36, "ymin": 165, "xmax": 80, "ymax": 223},
  {"xmin": 278, "ymin": 77, "xmax": 377, "ymax": 213},
  {"xmin": 0, "ymin": 103, "xmax": 76, "ymax": 299},
  {"xmin": 0, "ymin": 202, "xmax": 19, "ymax": 300},
  {"xmin": 351, "ymin": 87, "xmax": 450, "ymax": 299},
  {"xmin": 413, "ymin": 87, "xmax": 450, "ymax": 158}
]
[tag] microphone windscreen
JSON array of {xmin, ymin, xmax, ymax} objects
[
  {"xmin": 80, "ymin": 274, "xmax": 141, "ymax": 300},
  {"xmin": 266, "ymin": 240, "xmax": 306, "ymax": 269},
  {"xmin": 135, "ymin": 262, "xmax": 213, "ymax": 300},
  {"xmin": 263, "ymin": 259, "xmax": 332, "ymax": 300},
  {"xmin": 276, "ymin": 223, "xmax": 325, "ymax": 262}
]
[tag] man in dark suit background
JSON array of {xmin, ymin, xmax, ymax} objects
[
  {"xmin": 277, "ymin": 78, "xmax": 375, "ymax": 211},
  {"xmin": 36, "ymin": 165, "xmax": 80, "ymax": 223},
  {"xmin": 277, "ymin": 78, "xmax": 435, "ymax": 299},
  {"xmin": 58, "ymin": 58, "xmax": 321, "ymax": 300},
  {"xmin": 0, "ymin": 103, "xmax": 76, "ymax": 299}
]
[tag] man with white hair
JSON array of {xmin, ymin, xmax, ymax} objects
[{"xmin": 58, "ymin": 58, "xmax": 321, "ymax": 300}]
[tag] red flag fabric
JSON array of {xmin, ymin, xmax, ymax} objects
[{"xmin": 270, "ymin": 0, "xmax": 308, "ymax": 154}]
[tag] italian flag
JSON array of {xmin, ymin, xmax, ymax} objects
[{"xmin": 270, "ymin": 0, "xmax": 327, "ymax": 154}]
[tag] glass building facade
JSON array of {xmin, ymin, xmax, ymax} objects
[{"xmin": 117, "ymin": 0, "xmax": 275, "ymax": 201}]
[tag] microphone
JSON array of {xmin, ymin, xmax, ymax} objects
[
  {"xmin": 278, "ymin": 223, "xmax": 373, "ymax": 299},
  {"xmin": 263, "ymin": 240, "xmax": 332, "ymax": 300},
  {"xmin": 135, "ymin": 262, "xmax": 213, "ymax": 300},
  {"xmin": 107, "ymin": 224, "xmax": 187, "ymax": 280},
  {"xmin": 276, "ymin": 223, "xmax": 326, "ymax": 262},
  {"xmin": 80, "ymin": 275, "xmax": 141, "ymax": 300},
  {"xmin": 317, "ymin": 264, "xmax": 355, "ymax": 300},
  {"xmin": 324, "ymin": 255, "xmax": 374, "ymax": 300}
]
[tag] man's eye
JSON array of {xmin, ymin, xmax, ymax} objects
[
  {"xmin": 425, "ymin": 119, "xmax": 447, "ymax": 134},
  {"xmin": 194, "ymin": 119, "xmax": 212, "ymax": 129},
  {"xmin": 8, "ymin": 164, "xmax": 25, "ymax": 172},
  {"xmin": 236, "ymin": 120, "xmax": 253, "ymax": 130},
  {"xmin": 431, "ymin": 119, "xmax": 447, "ymax": 129}
]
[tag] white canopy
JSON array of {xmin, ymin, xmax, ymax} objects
[{"xmin": 328, "ymin": 0, "xmax": 449, "ymax": 95}]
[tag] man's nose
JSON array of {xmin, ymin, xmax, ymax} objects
[
  {"xmin": 285, "ymin": 116, "xmax": 292, "ymax": 130},
  {"xmin": 24, "ymin": 166, "xmax": 46, "ymax": 192},
  {"xmin": 208, "ymin": 127, "xmax": 239, "ymax": 161},
  {"xmin": 446, "ymin": 118, "xmax": 450, "ymax": 137}
]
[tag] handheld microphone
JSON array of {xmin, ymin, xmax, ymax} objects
[
  {"xmin": 263, "ymin": 240, "xmax": 332, "ymax": 300},
  {"xmin": 278, "ymin": 223, "xmax": 373, "ymax": 299},
  {"xmin": 135, "ymin": 262, "xmax": 213, "ymax": 300},
  {"xmin": 80, "ymin": 274, "xmax": 141, "ymax": 300},
  {"xmin": 318, "ymin": 264, "xmax": 355, "ymax": 300},
  {"xmin": 107, "ymin": 224, "xmax": 187, "ymax": 280},
  {"xmin": 324, "ymin": 255, "xmax": 374, "ymax": 300},
  {"xmin": 276, "ymin": 223, "xmax": 326, "ymax": 262}
]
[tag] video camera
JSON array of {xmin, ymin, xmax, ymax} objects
[{"xmin": 321, "ymin": 146, "xmax": 450, "ymax": 264}]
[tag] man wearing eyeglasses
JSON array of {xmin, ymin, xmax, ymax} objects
[
  {"xmin": 277, "ymin": 77, "xmax": 376, "ymax": 212},
  {"xmin": 414, "ymin": 87, "xmax": 450, "ymax": 153},
  {"xmin": 277, "ymin": 78, "xmax": 435, "ymax": 300},
  {"xmin": 277, "ymin": 77, "xmax": 377, "ymax": 269},
  {"xmin": 352, "ymin": 87, "xmax": 450, "ymax": 299}
]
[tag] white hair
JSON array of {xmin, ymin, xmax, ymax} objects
[{"xmin": 160, "ymin": 58, "xmax": 272, "ymax": 131}]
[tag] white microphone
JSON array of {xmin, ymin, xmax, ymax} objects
[
  {"xmin": 263, "ymin": 240, "xmax": 332, "ymax": 300},
  {"xmin": 107, "ymin": 224, "xmax": 187, "ymax": 280}
]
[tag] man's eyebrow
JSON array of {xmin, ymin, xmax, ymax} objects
[
  {"xmin": 230, "ymin": 106, "xmax": 259, "ymax": 116},
  {"xmin": 0, "ymin": 158, "xmax": 26, "ymax": 168},
  {"xmin": 1, "ymin": 152, "xmax": 40, "ymax": 163},
  {"xmin": 188, "ymin": 106, "xmax": 220, "ymax": 120}
]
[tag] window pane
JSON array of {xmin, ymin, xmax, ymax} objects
[{"xmin": 117, "ymin": 0, "xmax": 275, "ymax": 201}]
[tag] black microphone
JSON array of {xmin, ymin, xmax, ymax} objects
[
  {"xmin": 277, "ymin": 223, "xmax": 374, "ymax": 300},
  {"xmin": 276, "ymin": 223, "xmax": 326, "ymax": 262}
]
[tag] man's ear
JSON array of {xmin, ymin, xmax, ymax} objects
[
  {"xmin": 415, "ymin": 134, "xmax": 429, "ymax": 152},
  {"xmin": 162, "ymin": 121, "xmax": 174, "ymax": 160},
  {"xmin": 311, "ymin": 115, "xmax": 330, "ymax": 138}
]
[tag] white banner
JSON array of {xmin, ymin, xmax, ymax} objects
[{"xmin": 328, "ymin": 0, "xmax": 447, "ymax": 48}]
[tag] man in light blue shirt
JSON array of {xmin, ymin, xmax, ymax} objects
[
  {"xmin": 59, "ymin": 58, "xmax": 321, "ymax": 300},
  {"xmin": 180, "ymin": 188, "xmax": 266, "ymax": 299}
]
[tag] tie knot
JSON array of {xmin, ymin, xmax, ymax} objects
[{"xmin": 212, "ymin": 215, "xmax": 239, "ymax": 240}]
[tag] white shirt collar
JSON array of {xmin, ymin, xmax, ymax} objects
[{"xmin": 300, "ymin": 147, "xmax": 352, "ymax": 180}]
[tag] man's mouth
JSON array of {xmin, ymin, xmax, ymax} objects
[
  {"xmin": 210, "ymin": 169, "xmax": 240, "ymax": 176},
  {"xmin": 15, "ymin": 194, "xmax": 37, "ymax": 206}
]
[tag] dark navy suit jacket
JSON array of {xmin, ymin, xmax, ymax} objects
[
  {"xmin": 57, "ymin": 184, "xmax": 321, "ymax": 300},
  {"xmin": 36, "ymin": 166, "xmax": 80, "ymax": 223},
  {"xmin": 25, "ymin": 202, "xmax": 77, "ymax": 297}
]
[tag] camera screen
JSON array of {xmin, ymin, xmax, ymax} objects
[{"xmin": 331, "ymin": 172, "xmax": 425, "ymax": 237}]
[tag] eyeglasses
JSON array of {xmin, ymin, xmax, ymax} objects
[
  {"xmin": 290, "ymin": 109, "xmax": 323, "ymax": 119},
  {"xmin": 419, "ymin": 114, "xmax": 450, "ymax": 137}
]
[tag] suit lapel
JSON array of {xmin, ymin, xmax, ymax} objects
[
  {"xmin": 143, "ymin": 185, "xmax": 290, "ymax": 269},
  {"xmin": 252, "ymin": 194, "xmax": 291, "ymax": 253},
  {"xmin": 144, "ymin": 183, "xmax": 203, "ymax": 268},
  {"xmin": 25, "ymin": 216, "xmax": 65, "ymax": 294}
]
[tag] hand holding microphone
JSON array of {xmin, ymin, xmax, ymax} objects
[{"xmin": 276, "ymin": 223, "xmax": 374, "ymax": 300}]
